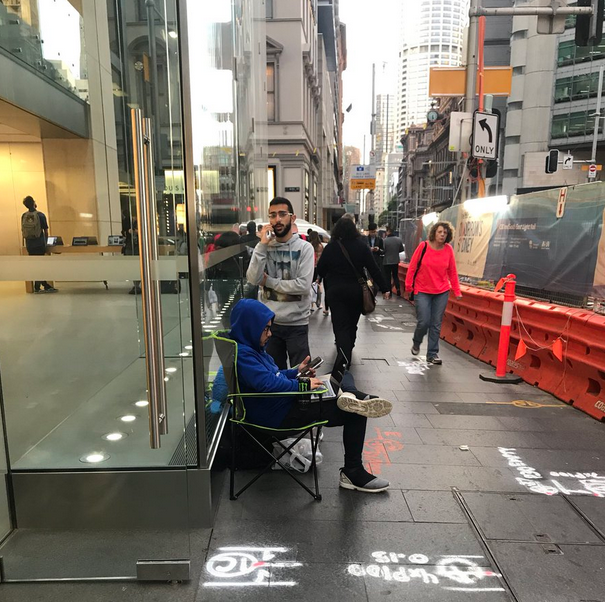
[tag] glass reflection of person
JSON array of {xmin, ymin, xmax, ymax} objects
[{"xmin": 22, "ymin": 196, "xmax": 58, "ymax": 294}]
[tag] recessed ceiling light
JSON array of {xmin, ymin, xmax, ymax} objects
[
  {"xmin": 185, "ymin": 345, "xmax": 193, "ymax": 350},
  {"xmin": 80, "ymin": 452, "xmax": 110, "ymax": 463},
  {"xmin": 119, "ymin": 414, "xmax": 137, "ymax": 423},
  {"xmin": 135, "ymin": 400, "xmax": 149, "ymax": 407},
  {"xmin": 103, "ymin": 432, "xmax": 127, "ymax": 441},
  {"xmin": 166, "ymin": 367, "xmax": 178, "ymax": 373},
  {"xmin": 179, "ymin": 352, "xmax": 189, "ymax": 356},
  {"xmin": 164, "ymin": 376, "xmax": 170, "ymax": 382}
]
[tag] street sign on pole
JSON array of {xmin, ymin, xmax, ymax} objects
[
  {"xmin": 350, "ymin": 165, "xmax": 376, "ymax": 179},
  {"xmin": 588, "ymin": 163, "xmax": 598, "ymax": 179},
  {"xmin": 562, "ymin": 153, "xmax": 574, "ymax": 170},
  {"xmin": 556, "ymin": 187, "xmax": 568, "ymax": 219},
  {"xmin": 471, "ymin": 110, "xmax": 500, "ymax": 160},
  {"xmin": 351, "ymin": 179, "xmax": 376, "ymax": 190}
]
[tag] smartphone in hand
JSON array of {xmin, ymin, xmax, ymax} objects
[{"xmin": 297, "ymin": 356, "xmax": 324, "ymax": 377}]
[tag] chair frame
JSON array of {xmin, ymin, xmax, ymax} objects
[{"xmin": 210, "ymin": 332, "xmax": 329, "ymax": 502}]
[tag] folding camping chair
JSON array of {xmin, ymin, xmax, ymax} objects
[{"xmin": 211, "ymin": 331, "xmax": 329, "ymax": 501}]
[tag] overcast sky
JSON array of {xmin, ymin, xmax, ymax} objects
[{"xmin": 340, "ymin": 0, "xmax": 401, "ymax": 159}]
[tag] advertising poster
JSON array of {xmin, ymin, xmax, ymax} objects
[{"xmin": 452, "ymin": 206, "xmax": 494, "ymax": 278}]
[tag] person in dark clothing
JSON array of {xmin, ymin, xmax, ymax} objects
[
  {"xmin": 229, "ymin": 298, "xmax": 392, "ymax": 492},
  {"xmin": 21, "ymin": 196, "xmax": 58, "ymax": 293},
  {"xmin": 317, "ymin": 217, "xmax": 391, "ymax": 373},
  {"xmin": 383, "ymin": 226, "xmax": 404, "ymax": 296},
  {"xmin": 240, "ymin": 220, "xmax": 259, "ymax": 249},
  {"xmin": 365, "ymin": 222, "xmax": 384, "ymax": 271}
]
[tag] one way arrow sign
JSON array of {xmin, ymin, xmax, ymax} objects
[{"xmin": 472, "ymin": 110, "xmax": 500, "ymax": 160}]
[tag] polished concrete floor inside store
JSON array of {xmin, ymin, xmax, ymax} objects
[{"xmin": 1, "ymin": 293, "xmax": 605, "ymax": 600}]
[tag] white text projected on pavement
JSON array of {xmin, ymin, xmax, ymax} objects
[
  {"xmin": 348, "ymin": 551, "xmax": 505, "ymax": 593},
  {"xmin": 204, "ymin": 547, "xmax": 301, "ymax": 588},
  {"xmin": 499, "ymin": 448, "xmax": 605, "ymax": 497}
]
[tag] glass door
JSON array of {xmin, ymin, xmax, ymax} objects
[{"xmin": 0, "ymin": 0, "xmax": 193, "ymax": 581}]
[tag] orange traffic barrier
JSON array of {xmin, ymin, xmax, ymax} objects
[
  {"xmin": 399, "ymin": 262, "xmax": 604, "ymax": 422},
  {"xmin": 551, "ymin": 310, "xmax": 605, "ymax": 421}
]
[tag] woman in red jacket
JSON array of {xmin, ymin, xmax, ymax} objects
[{"xmin": 404, "ymin": 221, "xmax": 462, "ymax": 365}]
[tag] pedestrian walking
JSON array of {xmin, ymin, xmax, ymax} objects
[
  {"xmin": 21, "ymin": 196, "xmax": 58, "ymax": 294},
  {"xmin": 383, "ymin": 226, "xmax": 404, "ymax": 296},
  {"xmin": 317, "ymin": 216, "xmax": 391, "ymax": 373},
  {"xmin": 246, "ymin": 197, "xmax": 315, "ymax": 369},
  {"xmin": 365, "ymin": 222, "xmax": 384, "ymax": 271},
  {"xmin": 404, "ymin": 221, "xmax": 462, "ymax": 365}
]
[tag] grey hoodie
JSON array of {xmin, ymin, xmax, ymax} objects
[{"xmin": 246, "ymin": 233, "xmax": 315, "ymax": 326}]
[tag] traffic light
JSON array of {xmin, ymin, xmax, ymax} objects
[
  {"xmin": 486, "ymin": 160, "xmax": 498, "ymax": 178},
  {"xmin": 575, "ymin": 0, "xmax": 604, "ymax": 47},
  {"xmin": 545, "ymin": 149, "xmax": 559, "ymax": 174}
]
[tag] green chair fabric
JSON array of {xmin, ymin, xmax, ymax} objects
[{"xmin": 210, "ymin": 331, "xmax": 328, "ymax": 501}]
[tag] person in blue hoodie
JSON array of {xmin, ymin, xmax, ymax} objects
[{"xmin": 229, "ymin": 298, "xmax": 393, "ymax": 493}]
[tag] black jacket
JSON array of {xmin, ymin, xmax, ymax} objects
[
  {"xmin": 364, "ymin": 233, "xmax": 384, "ymax": 258},
  {"xmin": 317, "ymin": 237, "xmax": 389, "ymax": 294}
]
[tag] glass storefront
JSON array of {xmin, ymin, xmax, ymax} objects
[{"xmin": 0, "ymin": 0, "xmax": 266, "ymax": 582}]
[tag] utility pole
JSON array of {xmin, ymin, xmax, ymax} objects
[{"xmin": 592, "ymin": 65, "xmax": 605, "ymax": 165}]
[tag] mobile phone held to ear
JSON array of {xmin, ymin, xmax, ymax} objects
[
  {"xmin": 266, "ymin": 229, "xmax": 275, "ymax": 240},
  {"xmin": 297, "ymin": 356, "xmax": 324, "ymax": 377}
]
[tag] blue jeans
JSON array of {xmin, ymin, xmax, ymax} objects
[{"xmin": 412, "ymin": 291, "xmax": 450, "ymax": 358}]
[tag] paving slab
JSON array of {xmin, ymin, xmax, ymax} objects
[
  {"xmin": 416, "ymin": 428, "xmax": 548, "ymax": 448},
  {"xmin": 469, "ymin": 446, "xmax": 605, "ymax": 473},
  {"xmin": 403, "ymin": 491, "xmax": 468, "ymax": 523},
  {"xmin": 207, "ymin": 519, "xmax": 487, "ymax": 565},
  {"xmin": 568, "ymin": 496, "xmax": 605, "ymax": 538},
  {"xmin": 462, "ymin": 492, "xmax": 602, "ymax": 543},
  {"xmin": 384, "ymin": 444, "xmax": 482, "ymax": 466},
  {"xmin": 491, "ymin": 542, "xmax": 605, "ymax": 602},
  {"xmin": 365, "ymin": 464, "xmax": 525, "ymax": 492},
  {"xmin": 216, "ymin": 486, "xmax": 413, "ymax": 523}
]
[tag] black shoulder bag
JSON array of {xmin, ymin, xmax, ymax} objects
[
  {"xmin": 409, "ymin": 242, "xmax": 428, "ymax": 301},
  {"xmin": 338, "ymin": 241, "xmax": 376, "ymax": 315}
]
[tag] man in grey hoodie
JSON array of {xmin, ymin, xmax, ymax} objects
[{"xmin": 246, "ymin": 197, "xmax": 315, "ymax": 369}]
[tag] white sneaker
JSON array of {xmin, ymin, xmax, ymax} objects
[{"xmin": 337, "ymin": 392, "xmax": 392, "ymax": 418}]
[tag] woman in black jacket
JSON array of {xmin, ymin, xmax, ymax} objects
[{"xmin": 317, "ymin": 217, "xmax": 391, "ymax": 373}]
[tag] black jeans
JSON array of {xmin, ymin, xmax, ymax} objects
[
  {"xmin": 27, "ymin": 245, "xmax": 52, "ymax": 291},
  {"xmin": 384, "ymin": 263, "xmax": 400, "ymax": 294},
  {"xmin": 327, "ymin": 285, "xmax": 362, "ymax": 373},
  {"xmin": 266, "ymin": 323, "xmax": 310, "ymax": 370},
  {"xmin": 278, "ymin": 371, "xmax": 367, "ymax": 469}
]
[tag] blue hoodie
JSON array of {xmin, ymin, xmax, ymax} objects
[{"xmin": 229, "ymin": 298, "xmax": 300, "ymax": 427}]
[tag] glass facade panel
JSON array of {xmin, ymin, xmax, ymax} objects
[
  {"xmin": 552, "ymin": 111, "xmax": 595, "ymax": 138},
  {"xmin": 0, "ymin": 0, "xmax": 267, "ymax": 582}
]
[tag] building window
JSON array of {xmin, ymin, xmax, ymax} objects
[
  {"xmin": 555, "ymin": 73, "xmax": 602, "ymax": 103},
  {"xmin": 558, "ymin": 39, "xmax": 605, "ymax": 66},
  {"xmin": 266, "ymin": 0, "xmax": 274, "ymax": 18},
  {"xmin": 552, "ymin": 111, "xmax": 595, "ymax": 138},
  {"xmin": 267, "ymin": 63, "xmax": 276, "ymax": 121}
]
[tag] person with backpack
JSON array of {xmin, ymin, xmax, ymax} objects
[{"xmin": 21, "ymin": 196, "xmax": 57, "ymax": 294}]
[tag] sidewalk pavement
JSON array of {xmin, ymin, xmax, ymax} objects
[
  {"xmin": 201, "ymin": 297, "xmax": 605, "ymax": 602},
  {"xmin": 3, "ymin": 297, "xmax": 604, "ymax": 602}
]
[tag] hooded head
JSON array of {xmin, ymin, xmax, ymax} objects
[{"xmin": 229, "ymin": 299, "xmax": 275, "ymax": 352}]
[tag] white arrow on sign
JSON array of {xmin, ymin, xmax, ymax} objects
[
  {"xmin": 472, "ymin": 111, "xmax": 500, "ymax": 160},
  {"xmin": 562, "ymin": 154, "xmax": 573, "ymax": 170}
]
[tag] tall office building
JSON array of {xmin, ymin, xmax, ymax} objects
[
  {"xmin": 396, "ymin": 0, "xmax": 469, "ymax": 139},
  {"xmin": 375, "ymin": 93, "xmax": 396, "ymax": 163}
]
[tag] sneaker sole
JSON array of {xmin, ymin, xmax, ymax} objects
[
  {"xmin": 337, "ymin": 395, "xmax": 392, "ymax": 418},
  {"xmin": 339, "ymin": 480, "xmax": 389, "ymax": 493},
  {"xmin": 411, "ymin": 347, "xmax": 420, "ymax": 356}
]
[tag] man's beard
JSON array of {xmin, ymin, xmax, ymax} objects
[{"xmin": 274, "ymin": 221, "xmax": 292, "ymax": 239}]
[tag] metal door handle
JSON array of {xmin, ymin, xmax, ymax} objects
[{"xmin": 131, "ymin": 108, "xmax": 168, "ymax": 448}]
